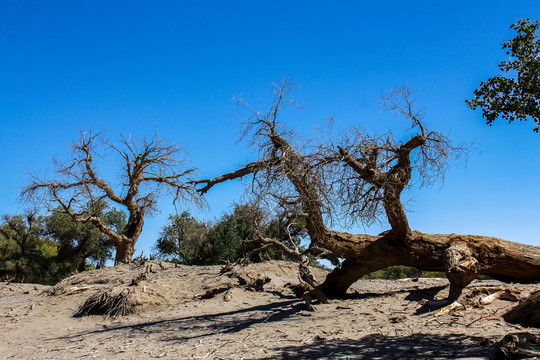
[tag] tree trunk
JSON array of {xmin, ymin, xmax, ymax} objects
[
  {"xmin": 115, "ymin": 241, "xmax": 135, "ymax": 264},
  {"xmin": 320, "ymin": 230, "xmax": 540, "ymax": 301},
  {"xmin": 113, "ymin": 207, "xmax": 144, "ymax": 264}
]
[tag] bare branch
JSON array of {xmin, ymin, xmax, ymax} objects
[
  {"xmin": 22, "ymin": 130, "xmax": 200, "ymax": 263},
  {"xmin": 193, "ymin": 158, "xmax": 278, "ymax": 194}
]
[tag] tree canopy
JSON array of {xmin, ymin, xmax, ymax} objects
[{"xmin": 467, "ymin": 19, "xmax": 540, "ymax": 131}]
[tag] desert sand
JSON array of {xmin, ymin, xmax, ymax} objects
[{"xmin": 0, "ymin": 260, "xmax": 537, "ymax": 359}]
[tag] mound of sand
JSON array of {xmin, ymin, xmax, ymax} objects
[{"xmin": 0, "ymin": 260, "xmax": 538, "ymax": 359}]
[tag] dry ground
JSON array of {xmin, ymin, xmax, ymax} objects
[{"xmin": 0, "ymin": 260, "xmax": 538, "ymax": 359}]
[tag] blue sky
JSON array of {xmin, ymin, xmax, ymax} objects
[{"xmin": 1, "ymin": 1, "xmax": 539, "ymax": 256}]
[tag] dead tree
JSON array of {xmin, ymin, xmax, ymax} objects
[
  {"xmin": 23, "ymin": 131, "xmax": 200, "ymax": 264},
  {"xmin": 196, "ymin": 81, "xmax": 540, "ymax": 305}
]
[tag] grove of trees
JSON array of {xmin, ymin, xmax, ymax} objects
[{"xmin": 0, "ymin": 203, "xmax": 124, "ymax": 284}]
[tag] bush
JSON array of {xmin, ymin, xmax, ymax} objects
[{"xmin": 365, "ymin": 266, "xmax": 445, "ymax": 279}]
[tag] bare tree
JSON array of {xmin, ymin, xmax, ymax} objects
[
  {"xmin": 23, "ymin": 131, "xmax": 200, "ymax": 264},
  {"xmin": 196, "ymin": 80, "xmax": 540, "ymax": 305}
]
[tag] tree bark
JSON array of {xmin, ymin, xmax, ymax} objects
[
  {"xmin": 503, "ymin": 290, "xmax": 540, "ymax": 327},
  {"xmin": 115, "ymin": 240, "xmax": 136, "ymax": 264},
  {"xmin": 320, "ymin": 230, "xmax": 540, "ymax": 300}
]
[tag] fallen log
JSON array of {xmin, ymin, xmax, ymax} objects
[{"xmin": 320, "ymin": 230, "xmax": 540, "ymax": 304}]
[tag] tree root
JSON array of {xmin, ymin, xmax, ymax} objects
[
  {"xmin": 422, "ymin": 301, "xmax": 464, "ymax": 317},
  {"xmin": 74, "ymin": 288, "xmax": 131, "ymax": 318},
  {"xmin": 491, "ymin": 332, "xmax": 540, "ymax": 359}
]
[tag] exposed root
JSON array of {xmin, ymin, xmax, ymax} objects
[
  {"xmin": 479, "ymin": 290, "xmax": 521, "ymax": 306},
  {"xmin": 74, "ymin": 288, "xmax": 131, "ymax": 318},
  {"xmin": 199, "ymin": 286, "xmax": 232, "ymax": 299},
  {"xmin": 423, "ymin": 300, "xmax": 464, "ymax": 317},
  {"xmin": 492, "ymin": 332, "xmax": 540, "ymax": 359},
  {"xmin": 245, "ymin": 275, "xmax": 271, "ymax": 292}
]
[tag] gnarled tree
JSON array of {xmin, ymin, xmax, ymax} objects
[
  {"xmin": 196, "ymin": 81, "xmax": 540, "ymax": 305},
  {"xmin": 23, "ymin": 131, "xmax": 200, "ymax": 264}
]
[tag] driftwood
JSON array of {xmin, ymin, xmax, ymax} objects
[
  {"xmin": 491, "ymin": 332, "xmax": 540, "ymax": 360},
  {"xmin": 503, "ymin": 290, "xmax": 540, "ymax": 328}
]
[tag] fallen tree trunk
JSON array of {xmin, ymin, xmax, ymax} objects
[{"xmin": 320, "ymin": 230, "xmax": 540, "ymax": 302}]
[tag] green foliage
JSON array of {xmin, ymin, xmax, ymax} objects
[
  {"xmin": 467, "ymin": 19, "xmax": 540, "ymax": 131},
  {"xmin": 154, "ymin": 211, "xmax": 209, "ymax": 265},
  {"xmin": 154, "ymin": 204, "xmax": 308, "ymax": 265},
  {"xmin": 365, "ymin": 266, "xmax": 445, "ymax": 279},
  {"xmin": 0, "ymin": 214, "xmax": 59, "ymax": 284},
  {"xmin": 45, "ymin": 202, "xmax": 126, "ymax": 275},
  {"xmin": 0, "ymin": 203, "xmax": 126, "ymax": 285},
  {"xmin": 206, "ymin": 211, "xmax": 248, "ymax": 264}
]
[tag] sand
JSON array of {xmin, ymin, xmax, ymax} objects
[{"xmin": 0, "ymin": 260, "xmax": 538, "ymax": 359}]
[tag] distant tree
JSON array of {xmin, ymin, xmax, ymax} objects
[
  {"xmin": 22, "ymin": 131, "xmax": 200, "ymax": 264},
  {"xmin": 154, "ymin": 211, "xmax": 209, "ymax": 265},
  {"xmin": 0, "ymin": 211, "xmax": 58, "ymax": 284},
  {"xmin": 154, "ymin": 203, "xmax": 308, "ymax": 265},
  {"xmin": 45, "ymin": 201, "xmax": 126, "ymax": 273},
  {"xmin": 467, "ymin": 19, "xmax": 540, "ymax": 131}
]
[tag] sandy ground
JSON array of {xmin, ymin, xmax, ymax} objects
[{"xmin": 0, "ymin": 260, "xmax": 538, "ymax": 359}]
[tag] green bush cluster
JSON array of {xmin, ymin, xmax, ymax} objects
[
  {"xmin": 154, "ymin": 203, "xmax": 308, "ymax": 265},
  {"xmin": 0, "ymin": 203, "xmax": 125, "ymax": 285},
  {"xmin": 365, "ymin": 265, "xmax": 445, "ymax": 280}
]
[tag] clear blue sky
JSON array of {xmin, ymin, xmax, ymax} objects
[{"xmin": 1, "ymin": 1, "xmax": 539, "ymax": 257}]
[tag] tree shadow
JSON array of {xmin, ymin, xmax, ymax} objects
[
  {"xmin": 48, "ymin": 299, "xmax": 304, "ymax": 342},
  {"xmin": 262, "ymin": 333, "xmax": 496, "ymax": 359},
  {"xmin": 404, "ymin": 285, "xmax": 449, "ymax": 315},
  {"xmin": 340, "ymin": 284, "xmax": 447, "ymax": 301}
]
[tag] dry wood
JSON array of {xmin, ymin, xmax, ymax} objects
[
  {"xmin": 503, "ymin": 290, "xmax": 540, "ymax": 327},
  {"xmin": 491, "ymin": 332, "xmax": 540, "ymax": 359},
  {"xmin": 74, "ymin": 288, "xmax": 131, "ymax": 317},
  {"xmin": 197, "ymin": 81, "xmax": 540, "ymax": 306},
  {"xmin": 22, "ymin": 131, "xmax": 200, "ymax": 264},
  {"xmin": 479, "ymin": 290, "xmax": 521, "ymax": 306},
  {"xmin": 422, "ymin": 301, "xmax": 464, "ymax": 318}
]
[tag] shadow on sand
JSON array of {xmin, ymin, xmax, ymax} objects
[
  {"xmin": 49, "ymin": 299, "xmax": 304, "ymax": 342},
  {"xmin": 262, "ymin": 332, "xmax": 495, "ymax": 359}
]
